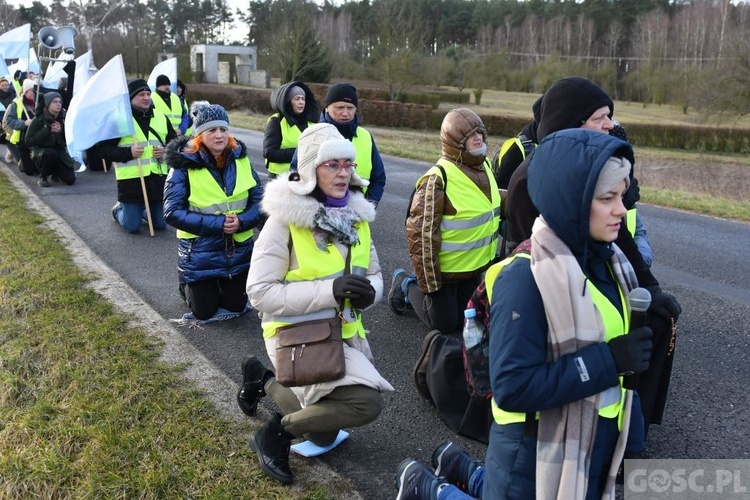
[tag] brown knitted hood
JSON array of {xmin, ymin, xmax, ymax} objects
[{"xmin": 440, "ymin": 108, "xmax": 487, "ymax": 167}]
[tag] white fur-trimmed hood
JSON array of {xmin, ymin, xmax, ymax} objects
[{"xmin": 261, "ymin": 176, "xmax": 376, "ymax": 228}]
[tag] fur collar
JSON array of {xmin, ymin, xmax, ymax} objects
[
  {"xmin": 164, "ymin": 135, "xmax": 248, "ymax": 170},
  {"xmin": 261, "ymin": 176, "xmax": 376, "ymax": 228}
]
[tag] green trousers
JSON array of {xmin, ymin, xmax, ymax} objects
[{"xmin": 265, "ymin": 379, "xmax": 382, "ymax": 447}]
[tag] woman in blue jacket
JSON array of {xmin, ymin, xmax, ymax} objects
[
  {"xmin": 163, "ymin": 104, "xmax": 263, "ymax": 321},
  {"xmin": 396, "ymin": 129, "xmax": 653, "ymax": 500}
]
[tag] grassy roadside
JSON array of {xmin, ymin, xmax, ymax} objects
[
  {"xmin": 0, "ymin": 172, "xmax": 331, "ymax": 498},
  {"xmin": 230, "ymin": 111, "xmax": 750, "ymax": 222}
]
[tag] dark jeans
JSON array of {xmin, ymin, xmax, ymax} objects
[
  {"xmin": 407, "ymin": 276, "xmax": 482, "ymax": 335},
  {"xmin": 37, "ymin": 149, "xmax": 76, "ymax": 185},
  {"xmin": 184, "ymin": 268, "xmax": 249, "ymax": 320}
]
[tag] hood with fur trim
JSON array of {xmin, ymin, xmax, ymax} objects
[{"xmin": 261, "ymin": 176, "xmax": 375, "ymax": 229}]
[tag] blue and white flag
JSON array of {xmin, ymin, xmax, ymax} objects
[
  {"xmin": 147, "ymin": 57, "xmax": 177, "ymax": 93},
  {"xmin": 40, "ymin": 52, "xmax": 74, "ymax": 89},
  {"xmin": 72, "ymin": 50, "xmax": 95, "ymax": 94},
  {"xmin": 27, "ymin": 47, "xmax": 39, "ymax": 74},
  {"xmin": 0, "ymin": 24, "xmax": 30, "ymax": 60},
  {"xmin": 0, "ymin": 56, "xmax": 11, "ymax": 79},
  {"xmin": 65, "ymin": 54, "xmax": 134, "ymax": 162}
]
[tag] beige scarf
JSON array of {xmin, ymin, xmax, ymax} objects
[{"xmin": 530, "ymin": 217, "xmax": 637, "ymax": 500}]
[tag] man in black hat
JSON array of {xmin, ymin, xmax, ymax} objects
[
  {"xmin": 153, "ymin": 74, "xmax": 188, "ymax": 136},
  {"xmin": 95, "ymin": 78, "xmax": 177, "ymax": 233},
  {"xmin": 293, "ymin": 82, "xmax": 386, "ymax": 207},
  {"xmin": 504, "ymin": 76, "xmax": 681, "ymax": 443}
]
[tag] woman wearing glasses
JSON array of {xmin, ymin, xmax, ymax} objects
[
  {"xmin": 239, "ymin": 123, "xmax": 393, "ymax": 484},
  {"xmin": 163, "ymin": 103, "xmax": 264, "ymax": 321}
]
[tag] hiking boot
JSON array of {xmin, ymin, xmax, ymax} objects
[
  {"xmin": 388, "ymin": 269, "xmax": 413, "ymax": 315},
  {"xmin": 395, "ymin": 459, "xmax": 446, "ymax": 500},
  {"xmin": 37, "ymin": 177, "xmax": 50, "ymax": 187},
  {"xmin": 237, "ymin": 356, "xmax": 273, "ymax": 417},
  {"xmin": 432, "ymin": 439, "xmax": 483, "ymax": 492},
  {"xmin": 413, "ymin": 330, "xmax": 442, "ymax": 404},
  {"xmin": 249, "ymin": 413, "xmax": 295, "ymax": 484},
  {"xmin": 111, "ymin": 202, "xmax": 121, "ymax": 222}
]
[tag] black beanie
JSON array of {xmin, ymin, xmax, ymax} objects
[
  {"xmin": 536, "ymin": 77, "xmax": 614, "ymax": 141},
  {"xmin": 325, "ymin": 82, "xmax": 358, "ymax": 107},
  {"xmin": 155, "ymin": 74, "xmax": 171, "ymax": 88},
  {"xmin": 128, "ymin": 78, "xmax": 150, "ymax": 99}
]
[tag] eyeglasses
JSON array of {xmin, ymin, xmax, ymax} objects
[{"xmin": 319, "ymin": 161, "xmax": 356, "ymax": 173}]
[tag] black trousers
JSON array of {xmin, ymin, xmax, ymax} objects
[
  {"xmin": 185, "ymin": 268, "xmax": 249, "ymax": 321},
  {"xmin": 407, "ymin": 276, "xmax": 482, "ymax": 335},
  {"xmin": 638, "ymin": 313, "xmax": 676, "ymax": 435},
  {"xmin": 38, "ymin": 149, "xmax": 76, "ymax": 185},
  {"xmin": 17, "ymin": 144, "xmax": 37, "ymax": 175}
]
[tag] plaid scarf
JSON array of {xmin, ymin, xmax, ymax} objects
[{"xmin": 530, "ymin": 217, "xmax": 637, "ymax": 500}]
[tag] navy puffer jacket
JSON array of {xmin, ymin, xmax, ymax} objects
[
  {"xmin": 490, "ymin": 129, "xmax": 633, "ymax": 414},
  {"xmin": 163, "ymin": 136, "xmax": 264, "ymax": 284}
]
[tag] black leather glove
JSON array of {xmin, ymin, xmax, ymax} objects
[
  {"xmin": 332, "ymin": 275, "xmax": 376, "ymax": 309},
  {"xmin": 646, "ymin": 286, "xmax": 682, "ymax": 322},
  {"xmin": 623, "ymin": 176, "xmax": 640, "ymax": 210},
  {"xmin": 607, "ymin": 326, "xmax": 653, "ymax": 375}
]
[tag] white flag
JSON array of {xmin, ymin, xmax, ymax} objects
[
  {"xmin": 0, "ymin": 24, "xmax": 30, "ymax": 60},
  {"xmin": 65, "ymin": 54, "xmax": 134, "ymax": 162},
  {"xmin": 147, "ymin": 57, "xmax": 177, "ymax": 93}
]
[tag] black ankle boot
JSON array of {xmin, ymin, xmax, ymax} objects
[
  {"xmin": 249, "ymin": 413, "xmax": 295, "ymax": 484},
  {"xmin": 237, "ymin": 356, "xmax": 273, "ymax": 416}
]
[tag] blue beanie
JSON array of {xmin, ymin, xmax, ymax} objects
[{"xmin": 192, "ymin": 104, "xmax": 229, "ymax": 136}]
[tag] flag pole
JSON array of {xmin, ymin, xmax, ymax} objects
[{"xmin": 134, "ymin": 135, "xmax": 154, "ymax": 237}]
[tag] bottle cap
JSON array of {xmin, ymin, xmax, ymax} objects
[{"xmin": 464, "ymin": 308, "xmax": 476, "ymax": 318}]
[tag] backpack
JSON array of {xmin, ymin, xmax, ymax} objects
[
  {"xmin": 463, "ymin": 242, "xmax": 532, "ymax": 400},
  {"xmin": 405, "ymin": 164, "xmax": 446, "ymax": 225}
]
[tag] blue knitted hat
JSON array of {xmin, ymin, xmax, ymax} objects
[{"xmin": 192, "ymin": 104, "xmax": 229, "ymax": 136}]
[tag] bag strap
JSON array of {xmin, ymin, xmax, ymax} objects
[{"xmin": 336, "ymin": 245, "xmax": 352, "ymax": 317}]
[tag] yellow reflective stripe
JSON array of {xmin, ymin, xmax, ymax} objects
[
  {"xmin": 440, "ymin": 233, "xmax": 497, "ymax": 253},
  {"xmin": 441, "ymin": 207, "xmax": 500, "ymax": 230},
  {"xmin": 263, "ymin": 308, "xmax": 337, "ymax": 325},
  {"xmin": 188, "ymin": 197, "xmax": 248, "ymax": 215}
]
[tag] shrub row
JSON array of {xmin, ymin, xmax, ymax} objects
[
  {"xmin": 622, "ymin": 123, "xmax": 750, "ymax": 153},
  {"xmin": 189, "ymin": 84, "xmax": 748, "ymax": 153}
]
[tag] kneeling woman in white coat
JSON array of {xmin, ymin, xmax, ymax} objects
[{"xmin": 241, "ymin": 123, "xmax": 393, "ymax": 484}]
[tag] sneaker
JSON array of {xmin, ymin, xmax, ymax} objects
[
  {"xmin": 237, "ymin": 356, "xmax": 273, "ymax": 416},
  {"xmin": 396, "ymin": 459, "xmax": 445, "ymax": 500},
  {"xmin": 37, "ymin": 178, "xmax": 50, "ymax": 187},
  {"xmin": 432, "ymin": 439, "xmax": 482, "ymax": 492},
  {"xmin": 388, "ymin": 269, "xmax": 412, "ymax": 315},
  {"xmin": 413, "ymin": 330, "xmax": 442, "ymax": 403},
  {"xmin": 111, "ymin": 202, "xmax": 121, "ymax": 222},
  {"xmin": 5, "ymin": 150, "xmax": 13, "ymax": 163}
]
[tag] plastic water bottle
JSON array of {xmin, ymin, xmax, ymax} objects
[{"xmin": 462, "ymin": 308, "xmax": 484, "ymax": 350}]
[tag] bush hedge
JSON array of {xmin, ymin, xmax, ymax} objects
[{"xmin": 189, "ymin": 84, "xmax": 749, "ymax": 153}]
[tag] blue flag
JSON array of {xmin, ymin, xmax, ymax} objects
[{"xmin": 65, "ymin": 54, "xmax": 135, "ymax": 162}]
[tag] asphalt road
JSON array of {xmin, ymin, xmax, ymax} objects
[{"xmin": 5, "ymin": 129, "xmax": 750, "ymax": 499}]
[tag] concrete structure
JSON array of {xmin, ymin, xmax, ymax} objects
[{"xmin": 190, "ymin": 44, "xmax": 268, "ymax": 87}]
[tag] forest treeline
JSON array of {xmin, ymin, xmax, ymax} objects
[{"xmin": 2, "ymin": 0, "xmax": 749, "ymax": 116}]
